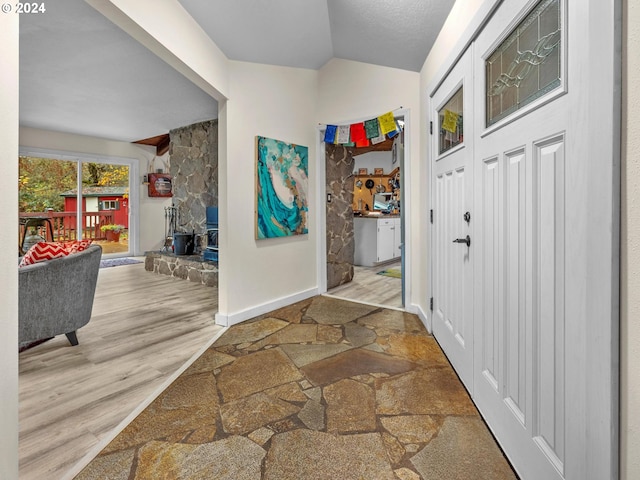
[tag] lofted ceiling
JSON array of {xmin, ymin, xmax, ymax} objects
[
  {"xmin": 19, "ymin": 0, "xmax": 455, "ymax": 144},
  {"xmin": 178, "ymin": 0, "xmax": 455, "ymax": 72}
]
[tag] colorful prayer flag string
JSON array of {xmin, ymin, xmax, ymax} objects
[
  {"xmin": 350, "ymin": 122, "xmax": 366, "ymax": 143},
  {"xmin": 322, "ymin": 109, "xmax": 403, "ymax": 147},
  {"xmin": 324, "ymin": 125, "xmax": 337, "ymax": 144},
  {"xmin": 378, "ymin": 111, "xmax": 396, "ymax": 135},
  {"xmin": 336, "ymin": 125, "xmax": 351, "ymax": 144},
  {"xmin": 364, "ymin": 118, "xmax": 380, "ymax": 139}
]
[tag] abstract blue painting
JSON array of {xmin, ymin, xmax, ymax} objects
[{"xmin": 256, "ymin": 136, "xmax": 309, "ymax": 239}]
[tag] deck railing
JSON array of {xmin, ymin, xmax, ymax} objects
[{"xmin": 19, "ymin": 211, "xmax": 116, "ymax": 242}]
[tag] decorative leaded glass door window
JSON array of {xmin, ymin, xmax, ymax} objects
[
  {"xmin": 438, "ymin": 86, "xmax": 463, "ymax": 155},
  {"xmin": 486, "ymin": 0, "xmax": 561, "ymax": 127}
]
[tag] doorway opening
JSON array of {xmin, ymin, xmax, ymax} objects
[{"xmin": 325, "ymin": 116, "xmax": 405, "ymax": 309}]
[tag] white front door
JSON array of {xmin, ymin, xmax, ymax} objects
[
  {"xmin": 473, "ymin": 1, "xmax": 568, "ymax": 478},
  {"xmin": 431, "ymin": 47, "xmax": 474, "ymax": 390},
  {"xmin": 430, "ymin": 0, "xmax": 619, "ymax": 479}
]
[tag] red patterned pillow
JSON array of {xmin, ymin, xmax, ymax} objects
[
  {"xmin": 19, "ymin": 242, "xmax": 69, "ymax": 267},
  {"xmin": 61, "ymin": 239, "xmax": 93, "ymax": 254},
  {"xmin": 19, "ymin": 240, "xmax": 95, "ymax": 267}
]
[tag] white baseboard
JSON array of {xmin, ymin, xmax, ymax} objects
[
  {"xmin": 322, "ymin": 293, "xmax": 405, "ymax": 312},
  {"xmin": 215, "ymin": 287, "xmax": 319, "ymax": 327},
  {"xmin": 408, "ymin": 302, "xmax": 432, "ymax": 334},
  {"xmin": 403, "ymin": 303, "xmax": 419, "ymax": 315}
]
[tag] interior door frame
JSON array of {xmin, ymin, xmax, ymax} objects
[
  {"xmin": 316, "ymin": 108, "xmax": 413, "ymax": 310},
  {"xmin": 426, "ymin": 0, "xmax": 621, "ymax": 478}
]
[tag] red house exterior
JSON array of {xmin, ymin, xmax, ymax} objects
[{"xmin": 61, "ymin": 186, "xmax": 129, "ymax": 228}]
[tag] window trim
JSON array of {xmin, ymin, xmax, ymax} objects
[
  {"xmin": 480, "ymin": 0, "xmax": 567, "ymax": 138},
  {"xmin": 435, "ymin": 79, "xmax": 467, "ymax": 161}
]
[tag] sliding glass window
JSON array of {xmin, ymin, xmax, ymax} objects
[{"xmin": 19, "ymin": 152, "xmax": 133, "ymax": 257}]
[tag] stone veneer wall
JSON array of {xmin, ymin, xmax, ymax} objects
[
  {"xmin": 145, "ymin": 252, "xmax": 218, "ymax": 287},
  {"xmin": 325, "ymin": 144, "xmax": 355, "ymax": 289},
  {"xmin": 169, "ymin": 119, "xmax": 218, "ymax": 237}
]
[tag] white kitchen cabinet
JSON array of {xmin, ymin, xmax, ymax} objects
[
  {"xmin": 354, "ymin": 217, "xmax": 402, "ymax": 266},
  {"xmin": 377, "ymin": 220, "xmax": 395, "ymax": 263},
  {"xmin": 393, "ymin": 217, "xmax": 402, "ymax": 259}
]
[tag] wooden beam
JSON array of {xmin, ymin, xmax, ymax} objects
[
  {"xmin": 350, "ymin": 137, "xmax": 394, "ymax": 156},
  {"xmin": 156, "ymin": 134, "xmax": 170, "ymax": 156},
  {"xmin": 132, "ymin": 133, "xmax": 170, "ymax": 156}
]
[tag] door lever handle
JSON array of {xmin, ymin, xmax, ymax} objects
[{"xmin": 452, "ymin": 235, "xmax": 471, "ymax": 247}]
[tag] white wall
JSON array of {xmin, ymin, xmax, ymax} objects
[
  {"xmin": 622, "ymin": 0, "xmax": 639, "ymax": 477},
  {"xmin": 354, "ymin": 151, "xmax": 394, "ymax": 174},
  {"xmin": 317, "ymin": 58, "xmax": 421, "ymax": 310},
  {"xmin": 19, "ymin": 127, "xmax": 171, "ymax": 254},
  {"xmin": 140, "ymin": 151, "xmax": 172, "ymax": 252},
  {"xmin": 420, "ymin": 0, "xmax": 488, "ymax": 84},
  {"xmin": 0, "ymin": 11, "xmax": 19, "ymax": 478},
  {"xmin": 217, "ymin": 61, "xmax": 319, "ymax": 324},
  {"xmin": 317, "ymin": 58, "xmax": 420, "ymax": 123}
]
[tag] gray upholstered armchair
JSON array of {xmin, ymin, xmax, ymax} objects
[{"xmin": 19, "ymin": 244, "xmax": 102, "ymax": 349}]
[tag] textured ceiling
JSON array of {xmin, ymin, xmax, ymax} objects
[
  {"xmin": 19, "ymin": 0, "xmax": 455, "ymax": 143},
  {"xmin": 327, "ymin": 0, "xmax": 456, "ymax": 71},
  {"xmin": 178, "ymin": 0, "xmax": 334, "ymax": 70},
  {"xmin": 179, "ymin": 0, "xmax": 455, "ymax": 72}
]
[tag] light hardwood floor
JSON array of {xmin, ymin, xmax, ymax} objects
[
  {"xmin": 19, "ymin": 262, "xmax": 222, "ymax": 480},
  {"xmin": 327, "ymin": 260, "xmax": 403, "ymax": 308}
]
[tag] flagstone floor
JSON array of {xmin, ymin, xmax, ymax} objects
[{"xmin": 75, "ymin": 296, "xmax": 518, "ymax": 480}]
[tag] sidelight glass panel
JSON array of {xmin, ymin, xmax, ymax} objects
[
  {"xmin": 82, "ymin": 162, "xmax": 130, "ymax": 254},
  {"xmin": 438, "ymin": 86, "xmax": 464, "ymax": 155},
  {"xmin": 19, "ymin": 156, "xmax": 78, "ymax": 253},
  {"xmin": 486, "ymin": 0, "xmax": 561, "ymax": 126}
]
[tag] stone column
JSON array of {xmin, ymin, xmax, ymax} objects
[
  {"xmin": 325, "ymin": 144, "xmax": 355, "ymax": 289},
  {"xmin": 169, "ymin": 119, "xmax": 218, "ymax": 237}
]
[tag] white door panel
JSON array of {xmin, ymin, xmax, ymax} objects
[
  {"xmin": 431, "ymin": 0, "xmax": 618, "ymax": 478},
  {"xmin": 431, "ymin": 47, "xmax": 474, "ymax": 390},
  {"xmin": 470, "ymin": 0, "xmax": 614, "ymax": 477},
  {"xmin": 472, "ymin": 0, "xmax": 570, "ymax": 476},
  {"xmin": 474, "ymin": 126, "xmax": 568, "ymax": 480}
]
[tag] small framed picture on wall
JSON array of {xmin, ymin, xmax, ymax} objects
[
  {"xmin": 358, "ymin": 168, "xmax": 368, "ymax": 175},
  {"xmin": 374, "ymin": 168, "xmax": 384, "ymax": 175}
]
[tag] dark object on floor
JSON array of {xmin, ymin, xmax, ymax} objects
[
  {"xmin": 18, "ymin": 337, "xmax": 53, "ymax": 353},
  {"xmin": 19, "ymin": 245, "xmax": 102, "ymax": 349}
]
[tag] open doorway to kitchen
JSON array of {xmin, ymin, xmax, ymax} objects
[{"xmin": 325, "ymin": 117, "xmax": 405, "ymax": 309}]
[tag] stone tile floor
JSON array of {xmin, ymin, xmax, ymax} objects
[{"xmin": 75, "ymin": 296, "xmax": 518, "ymax": 480}]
